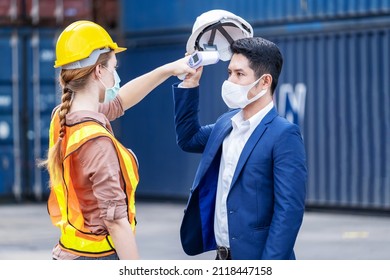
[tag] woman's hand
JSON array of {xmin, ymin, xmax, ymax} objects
[
  {"xmin": 165, "ymin": 56, "xmax": 196, "ymax": 77},
  {"xmin": 119, "ymin": 55, "xmax": 198, "ymax": 110}
]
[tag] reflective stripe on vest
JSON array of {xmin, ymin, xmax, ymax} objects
[{"xmin": 47, "ymin": 112, "xmax": 139, "ymax": 257}]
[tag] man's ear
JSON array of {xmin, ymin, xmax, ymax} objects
[{"xmin": 262, "ymin": 74, "xmax": 273, "ymax": 88}]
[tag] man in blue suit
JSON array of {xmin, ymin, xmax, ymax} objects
[{"xmin": 172, "ymin": 37, "xmax": 307, "ymax": 260}]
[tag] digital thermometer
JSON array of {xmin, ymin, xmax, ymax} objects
[{"xmin": 178, "ymin": 51, "xmax": 220, "ymax": 80}]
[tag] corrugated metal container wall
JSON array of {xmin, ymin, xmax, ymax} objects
[
  {"xmin": 121, "ymin": 0, "xmax": 390, "ymax": 33},
  {"xmin": 25, "ymin": 29, "xmax": 58, "ymax": 200},
  {"xmin": 0, "ymin": 29, "xmax": 22, "ymax": 199},
  {"xmin": 268, "ymin": 24, "xmax": 390, "ymax": 210},
  {"xmin": 119, "ymin": 1, "xmax": 390, "ymax": 209},
  {"xmin": 0, "ymin": 28, "xmax": 57, "ymax": 201}
]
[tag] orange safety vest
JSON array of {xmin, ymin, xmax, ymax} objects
[{"xmin": 47, "ymin": 111, "xmax": 139, "ymax": 257}]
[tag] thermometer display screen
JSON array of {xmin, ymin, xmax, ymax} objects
[{"xmin": 192, "ymin": 53, "xmax": 199, "ymax": 63}]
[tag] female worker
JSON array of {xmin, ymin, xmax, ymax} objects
[{"xmin": 40, "ymin": 20, "xmax": 195, "ymax": 260}]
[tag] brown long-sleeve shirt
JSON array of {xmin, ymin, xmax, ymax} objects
[{"xmin": 52, "ymin": 96, "xmax": 131, "ymax": 259}]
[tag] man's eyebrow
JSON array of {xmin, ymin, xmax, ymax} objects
[
  {"xmin": 228, "ymin": 67, "xmax": 244, "ymax": 71},
  {"xmin": 229, "ymin": 67, "xmax": 245, "ymax": 72}
]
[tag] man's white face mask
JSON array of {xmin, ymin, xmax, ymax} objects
[{"xmin": 221, "ymin": 75, "xmax": 268, "ymax": 109}]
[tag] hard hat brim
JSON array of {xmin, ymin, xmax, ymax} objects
[
  {"xmin": 59, "ymin": 46, "xmax": 127, "ymax": 69},
  {"xmin": 114, "ymin": 47, "xmax": 127, "ymax": 54}
]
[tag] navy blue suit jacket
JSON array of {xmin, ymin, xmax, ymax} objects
[{"xmin": 173, "ymin": 84, "xmax": 307, "ymax": 260}]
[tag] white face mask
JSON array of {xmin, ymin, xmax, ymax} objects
[
  {"xmin": 99, "ymin": 66, "xmax": 121, "ymax": 103},
  {"xmin": 221, "ymin": 75, "xmax": 268, "ymax": 109}
]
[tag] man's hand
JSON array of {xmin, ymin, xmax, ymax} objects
[{"xmin": 181, "ymin": 66, "xmax": 203, "ymax": 88}]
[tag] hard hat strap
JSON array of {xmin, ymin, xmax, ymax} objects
[
  {"xmin": 195, "ymin": 22, "xmax": 238, "ymax": 51},
  {"xmin": 215, "ymin": 24, "xmax": 234, "ymax": 44},
  {"xmin": 208, "ymin": 28, "xmax": 217, "ymax": 47}
]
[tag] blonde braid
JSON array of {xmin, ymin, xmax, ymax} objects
[
  {"xmin": 58, "ymin": 87, "xmax": 73, "ymax": 139},
  {"xmin": 40, "ymin": 86, "xmax": 72, "ymax": 186}
]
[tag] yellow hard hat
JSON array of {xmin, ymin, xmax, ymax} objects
[{"xmin": 54, "ymin": 20, "xmax": 126, "ymax": 68}]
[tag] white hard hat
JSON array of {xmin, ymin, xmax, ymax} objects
[{"xmin": 186, "ymin": 9, "xmax": 253, "ymax": 61}]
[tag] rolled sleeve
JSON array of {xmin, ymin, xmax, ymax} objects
[
  {"xmin": 105, "ymin": 200, "xmax": 126, "ymax": 221},
  {"xmin": 98, "ymin": 95, "xmax": 125, "ymax": 121}
]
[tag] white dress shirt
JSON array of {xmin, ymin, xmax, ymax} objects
[{"xmin": 214, "ymin": 101, "xmax": 274, "ymax": 247}]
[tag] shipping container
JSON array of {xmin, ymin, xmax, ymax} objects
[
  {"xmin": 0, "ymin": 0, "xmax": 23, "ymax": 25},
  {"xmin": 117, "ymin": 2, "xmax": 390, "ymax": 210},
  {"xmin": 25, "ymin": 28, "xmax": 58, "ymax": 200},
  {"xmin": 121, "ymin": 0, "xmax": 390, "ymax": 34},
  {"xmin": 0, "ymin": 0, "xmax": 96, "ymax": 27},
  {"xmin": 0, "ymin": 28, "xmax": 57, "ymax": 201},
  {"xmin": 94, "ymin": 0, "xmax": 119, "ymax": 29},
  {"xmin": 270, "ymin": 28, "xmax": 390, "ymax": 210},
  {"xmin": 1, "ymin": 1, "xmax": 389, "ymax": 211},
  {"xmin": 25, "ymin": 0, "xmax": 93, "ymax": 26},
  {"xmin": 0, "ymin": 29, "xmax": 23, "ymax": 200}
]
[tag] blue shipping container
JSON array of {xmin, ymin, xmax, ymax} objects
[
  {"xmin": 121, "ymin": 0, "xmax": 390, "ymax": 33},
  {"xmin": 270, "ymin": 28, "xmax": 390, "ymax": 209},
  {"xmin": 118, "ymin": 9, "xmax": 390, "ymax": 210},
  {"xmin": 0, "ymin": 28, "xmax": 57, "ymax": 201},
  {"xmin": 25, "ymin": 29, "xmax": 58, "ymax": 200},
  {"xmin": 0, "ymin": 29, "xmax": 22, "ymax": 200}
]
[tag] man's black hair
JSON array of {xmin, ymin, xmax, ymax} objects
[{"xmin": 230, "ymin": 37, "xmax": 283, "ymax": 94}]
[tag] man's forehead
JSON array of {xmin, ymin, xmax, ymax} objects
[{"xmin": 229, "ymin": 53, "xmax": 251, "ymax": 71}]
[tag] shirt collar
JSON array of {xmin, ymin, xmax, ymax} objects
[
  {"xmin": 66, "ymin": 110, "xmax": 109, "ymax": 128},
  {"xmin": 231, "ymin": 101, "xmax": 274, "ymax": 131}
]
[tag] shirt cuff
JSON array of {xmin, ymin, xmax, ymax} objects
[{"xmin": 106, "ymin": 201, "xmax": 117, "ymax": 221}]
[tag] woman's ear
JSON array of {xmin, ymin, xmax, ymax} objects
[{"xmin": 94, "ymin": 64, "xmax": 103, "ymax": 80}]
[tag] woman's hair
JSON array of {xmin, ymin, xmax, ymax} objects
[{"xmin": 39, "ymin": 51, "xmax": 111, "ymax": 187}]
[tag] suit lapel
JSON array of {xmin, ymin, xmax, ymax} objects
[
  {"xmin": 192, "ymin": 115, "xmax": 233, "ymax": 189},
  {"xmin": 229, "ymin": 108, "xmax": 278, "ymax": 189}
]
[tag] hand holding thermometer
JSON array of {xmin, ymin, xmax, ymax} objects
[{"xmin": 178, "ymin": 51, "xmax": 220, "ymax": 80}]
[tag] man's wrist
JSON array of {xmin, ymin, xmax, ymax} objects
[{"xmin": 179, "ymin": 80, "xmax": 199, "ymax": 88}]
